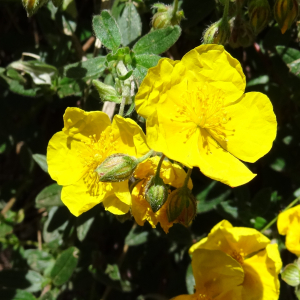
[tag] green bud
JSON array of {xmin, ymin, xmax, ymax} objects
[
  {"xmin": 167, "ymin": 187, "xmax": 196, "ymax": 226},
  {"xmin": 203, "ymin": 19, "xmax": 231, "ymax": 45},
  {"xmin": 95, "ymin": 153, "xmax": 138, "ymax": 182},
  {"xmin": 281, "ymin": 263, "xmax": 300, "ymax": 287},
  {"xmin": 145, "ymin": 175, "xmax": 169, "ymax": 213},
  {"xmin": 52, "ymin": 0, "xmax": 63, "ymax": 7},
  {"xmin": 274, "ymin": 0, "xmax": 298, "ymax": 34},
  {"xmin": 92, "ymin": 80, "xmax": 122, "ymax": 103},
  {"xmin": 248, "ymin": 0, "xmax": 271, "ymax": 34},
  {"xmin": 229, "ymin": 17, "xmax": 255, "ymax": 48},
  {"xmin": 152, "ymin": 3, "xmax": 184, "ymax": 29},
  {"xmin": 22, "ymin": 0, "xmax": 48, "ymax": 17}
]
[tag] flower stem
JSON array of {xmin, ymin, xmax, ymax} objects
[
  {"xmin": 171, "ymin": 0, "xmax": 179, "ymax": 20},
  {"xmin": 154, "ymin": 154, "xmax": 165, "ymax": 179},
  {"xmin": 183, "ymin": 168, "xmax": 193, "ymax": 188},
  {"xmin": 117, "ymin": 61, "xmax": 131, "ymax": 117},
  {"xmin": 136, "ymin": 149, "xmax": 154, "ymax": 163},
  {"xmin": 222, "ymin": 0, "xmax": 230, "ymax": 21},
  {"xmin": 260, "ymin": 196, "xmax": 300, "ymax": 233}
]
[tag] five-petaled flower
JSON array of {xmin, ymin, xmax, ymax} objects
[
  {"xmin": 131, "ymin": 156, "xmax": 193, "ymax": 233},
  {"xmin": 277, "ymin": 204, "xmax": 300, "ymax": 255},
  {"xmin": 189, "ymin": 220, "xmax": 282, "ymax": 300},
  {"xmin": 47, "ymin": 107, "xmax": 149, "ymax": 217},
  {"xmin": 135, "ymin": 44, "xmax": 277, "ymax": 187}
]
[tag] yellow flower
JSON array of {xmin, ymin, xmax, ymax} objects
[
  {"xmin": 47, "ymin": 107, "xmax": 149, "ymax": 217},
  {"xmin": 131, "ymin": 156, "xmax": 193, "ymax": 233},
  {"xmin": 172, "ymin": 248, "xmax": 244, "ymax": 300},
  {"xmin": 189, "ymin": 220, "xmax": 282, "ymax": 300},
  {"xmin": 277, "ymin": 204, "xmax": 300, "ymax": 255},
  {"xmin": 135, "ymin": 44, "xmax": 277, "ymax": 187}
]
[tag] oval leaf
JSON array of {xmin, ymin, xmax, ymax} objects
[{"xmin": 35, "ymin": 184, "xmax": 63, "ymax": 208}]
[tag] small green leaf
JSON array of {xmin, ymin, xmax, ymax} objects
[
  {"xmin": 247, "ymin": 75, "xmax": 269, "ymax": 87},
  {"xmin": 50, "ymin": 247, "xmax": 79, "ymax": 286},
  {"xmin": 118, "ymin": 3, "xmax": 142, "ymax": 46},
  {"xmin": 125, "ymin": 228, "xmax": 148, "ymax": 246},
  {"xmin": 0, "ymin": 289, "xmax": 36, "ymax": 300},
  {"xmin": 35, "ymin": 184, "xmax": 63, "ymax": 208},
  {"xmin": 252, "ymin": 216, "xmax": 267, "ymax": 230},
  {"xmin": 133, "ymin": 26, "xmax": 181, "ymax": 55},
  {"xmin": 118, "ymin": 70, "xmax": 133, "ymax": 80},
  {"xmin": 276, "ymin": 46, "xmax": 300, "ymax": 76},
  {"xmin": 185, "ymin": 263, "xmax": 195, "ymax": 294},
  {"xmin": 24, "ymin": 249, "xmax": 55, "ymax": 273},
  {"xmin": 125, "ymin": 100, "xmax": 135, "ymax": 116},
  {"xmin": 93, "ymin": 11, "xmax": 121, "ymax": 51},
  {"xmin": 32, "ymin": 154, "xmax": 48, "ymax": 173},
  {"xmin": 76, "ymin": 216, "xmax": 94, "ymax": 242}
]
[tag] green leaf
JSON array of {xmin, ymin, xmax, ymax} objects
[
  {"xmin": 76, "ymin": 215, "xmax": 94, "ymax": 242},
  {"xmin": 132, "ymin": 54, "xmax": 161, "ymax": 83},
  {"xmin": 132, "ymin": 26, "xmax": 181, "ymax": 55},
  {"xmin": 35, "ymin": 184, "xmax": 63, "ymax": 209},
  {"xmin": 118, "ymin": 3, "xmax": 142, "ymax": 46},
  {"xmin": 276, "ymin": 46, "xmax": 300, "ymax": 76},
  {"xmin": 8, "ymin": 79, "xmax": 41, "ymax": 97},
  {"xmin": 24, "ymin": 249, "xmax": 55, "ymax": 273},
  {"xmin": 93, "ymin": 11, "xmax": 121, "ymax": 51},
  {"xmin": 60, "ymin": 56, "xmax": 106, "ymax": 79},
  {"xmin": 0, "ymin": 270, "xmax": 44, "ymax": 293},
  {"xmin": 185, "ymin": 263, "xmax": 195, "ymax": 294},
  {"xmin": 118, "ymin": 70, "xmax": 133, "ymax": 80},
  {"xmin": 252, "ymin": 216, "xmax": 267, "ymax": 230},
  {"xmin": 57, "ymin": 77, "xmax": 83, "ymax": 98},
  {"xmin": 0, "ymin": 222, "xmax": 13, "ymax": 238},
  {"xmin": 0, "ymin": 289, "xmax": 36, "ymax": 300},
  {"xmin": 32, "ymin": 154, "xmax": 48, "ymax": 173},
  {"xmin": 125, "ymin": 100, "xmax": 135, "ymax": 116},
  {"xmin": 50, "ymin": 247, "xmax": 79, "ymax": 286},
  {"xmin": 247, "ymin": 75, "xmax": 269, "ymax": 87},
  {"xmin": 125, "ymin": 228, "xmax": 149, "ymax": 246}
]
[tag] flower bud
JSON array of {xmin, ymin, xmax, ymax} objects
[
  {"xmin": 167, "ymin": 187, "xmax": 197, "ymax": 226},
  {"xmin": 274, "ymin": 0, "xmax": 298, "ymax": 34},
  {"xmin": 92, "ymin": 80, "xmax": 122, "ymax": 103},
  {"xmin": 248, "ymin": 0, "xmax": 271, "ymax": 34},
  {"xmin": 95, "ymin": 154, "xmax": 138, "ymax": 182},
  {"xmin": 229, "ymin": 17, "xmax": 255, "ymax": 48},
  {"xmin": 281, "ymin": 263, "xmax": 300, "ymax": 287},
  {"xmin": 203, "ymin": 19, "xmax": 231, "ymax": 45},
  {"xmin": 145, "ymin": 175, "xmax": 169, "ymax": 213},
  {"xmin": 152, "ymin": 3, "xmax": 184, "ymax": 29},
  {"xmin": 22, "ymin": 0, "xmax": 48, "ymax": 17}
]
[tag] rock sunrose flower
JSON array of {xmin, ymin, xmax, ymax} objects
[
  {"xmin": 277, "ymin": 204, "xmax": 300, "ymax": 255},
  {"xmin": 189, "ymin": 220, "xmax": 282, "ymax": 300},
  {"xmin": 171, "ymin": 248, "xmax": 244, "ymax": 300},
  {"xmin": 47, "ymin": 107, "xmax": 149, "ymax": 216},
  {"xmin": 135, "ymin": 44, "xmax": 277, "ymax": 187},
  {"xmin": 131, "ymin": 156, "xmax": 193, "ymax": 233}
]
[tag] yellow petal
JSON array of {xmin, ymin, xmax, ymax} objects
[
  {"xmin": 135, "ymin": 58, "xmax": 181, "ymax": 118},
  {"xmin": 111, "ymin": 115, "xmax": 150, "ymax": 157},
  {"xmin": 242, "ymin": 244, "xmax": 281, "ymax": 300},
  {"xmin": 277, "ymin": 204, "xmax": 300, "ymax": 235},
  {"xmin": 192, "ymin": 249, "xmax": 244, "ymax": 298},
  {"xmin": 181, "ymin": 44, "xmax": 246, "ymax": 105},
  {"xmin": 285, "ymin": 223, "xmax": 300, "ymax": 255},
  {"xmin": 47, "ymin": 132, "xmax": 86, "ymax": 186},
  {"xmin": 111, "ymin": 181, "xmax": 131, "ymax": 206},
  {"xmin": 62, "ymin": 107, "xmax": 111, "ymax": 142},
  {"xmin": 211, "ymin": 92, "xmax": 277, "ymax": 163},
  {"xmin": 171, "ymin": 295, "xmax": 195, "ymax": 300},
  {"xmin": 61, "ymin": 179, "xmax": 111, "ymax": 217},
  {"xmin": 102, "ymin": 195, "xmax": 130, "ymax": 215}
]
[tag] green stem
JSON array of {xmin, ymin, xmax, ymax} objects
[
  {"xmin": 171, "ymin": 0, "xmax": 179, "ymax": 19},
  {"xmin": 261, "ymin": 196, "xmax": 300, "ymax": 232},
  {"xmin": 117, "ymin": 61, "xmax": 131, "ymax": 117},
  {"xmin": 183, "ymin": 168, "xmax": 193, "ymax": 188},
  {"xmin": 136, "ymin": 149, "xmax": 154, "ymax": 163},
  {"xmin": 154, "ymin": 154, "xmax": 165, "ymax": 179},
  {"xmin": 222, "ymin": 0, "xmax": 230, "ymax": 22}
]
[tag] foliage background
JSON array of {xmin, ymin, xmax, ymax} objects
[{"xmin": 0, "ymin": 0, "xmax": 300, "ymax": 299}]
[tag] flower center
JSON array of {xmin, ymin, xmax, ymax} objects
[
  {"xmin": 81, "ymin": 128, "xmax": 117, "ymax": 196},
  {"xmin": 231, "ymin": 250, "xmax": 244, "ymax": 265}
]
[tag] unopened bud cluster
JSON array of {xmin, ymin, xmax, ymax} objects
[{"xmin": 22, "ymin": 0, "xmax": 62, "ymax": 17}]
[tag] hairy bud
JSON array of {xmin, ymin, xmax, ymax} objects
[
  {"xmin": 95, "ymin": 154, "xmax": 138, "ymax": 182},
  {"xmin": 145, "ymin": 175, "xmax": 169, "ymax": 213},
  {"xmin": 229, "ymin": 17, "xmax": 255, "ymax": 48},
  {"xmin": 92, "ymin": 80, "xmax": 121, "ymax": 104},
  {"xmin": 203, "ymin": 19, "xmax": 231, "ymax": 45},
  {"xmin": 152, "ymin": 3, "xmax": 184, "ymax": 29},
  {"xmin": 22, "ymin": 0, "xmax": 48, "ymax": 17},
  {"xmin": 167, "ymin": 187, "xmax": 196, "ymax": 226},
  {"xmin": 281, "ymin": 262, "xmax": 300, "ymax": 287},
  {"xmin": 248, "ymin": 0, "xmax": 271, "ymax": 34},
  {"xmin": 274, "ymin": 0, "xmax": 299, "ymax": 34}
]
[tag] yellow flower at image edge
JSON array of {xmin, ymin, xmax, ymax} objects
[
  {"xmin": 131, "ymin": 156, "xmax": 193, "ymax": 233},
  {"xmin": 172, "ymin": 249, "xmax": 244, "ymax": 300},
  {"xmin": 277, "ymin": 204, "xmax": 300, "ymax": 255},
  {"xmin": 135, "ymin": 44, "xmax": 277, "ymax": 187},
  {"xmin": 47, "ymin": 107, "xmax": 149, "ymax": 217},
  {"xmin": 189, "ymin": 220, "xmax": 282, "ymax": 300}
]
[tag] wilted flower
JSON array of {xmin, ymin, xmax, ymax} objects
[
  {"xmin": 171, "ymin": 249, "xmax": 244, "ymax": 300},
  {"xmin": 277, "ymin": 204, "xmax": 300, "ymax": 255},
  {"xmin": 131, "ymin": 156, "xmax": 193, "ymax": 233},
  {"xmin": 47, "ymin": 107, "xmax": 149, "ymax": 216},
  {"xmin": 189, "ymin": 220, "xmax": 282, "ymax": 300},
  {"xmin": 135, "ymin": 45, "xmax": 277, "ymax": 187}
]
